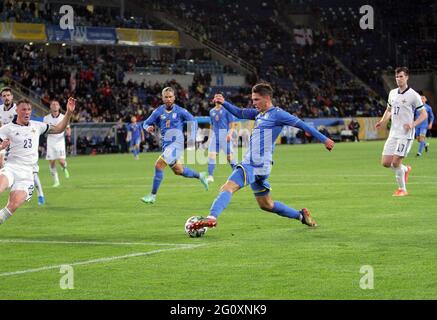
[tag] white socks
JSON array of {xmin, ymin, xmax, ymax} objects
[
  {"xmin": 34, "ymin": 173, "xmax": 44, "ymax": 197},
  {"xmin": 391, "ymin": 164, "xmax": 407, "ymax": 191},
  {"xmin": 50, "ymin": 166, "xmax": 59, "ymax": 184},
  {"xmin": 0, "ymin": 207, "xmax": 12, "ymax": 225}
]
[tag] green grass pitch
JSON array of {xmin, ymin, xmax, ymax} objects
[{"xmin": 0, "ymin": 140, "xmax": 436, "ymax": 299}]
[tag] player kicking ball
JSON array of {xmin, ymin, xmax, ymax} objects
[
  {"xmin": 188, "ymin": 83, "xmax": 334, "ymax": 233},
  {"xmin": 0, "ymin": 97, "xmax": 75, "ymax": 226}
]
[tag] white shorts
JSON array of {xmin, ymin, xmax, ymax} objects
[
  {"xmin": 382, "ymin": 137, "xmax": 413, "ymax": 157},
  {"xmin": 0, "ymin": 165, "xmax": 34, "ymax": 201},
  {"xmin": 46, "ymin": 143, "xmax": 66, "ymax": 160}
]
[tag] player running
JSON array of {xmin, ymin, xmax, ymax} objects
[
  {"xmin": 43, "ymin": 100, "xmax": 71, "ymax": 187},
  {"xmin": 1, "ymin": 87, "xmax": 46, "ymax": 205},
  {"xmin": 376, "ymin": 67, "xmax": 427, "ymax": 196},
  {"xmin": 126, "ymin": 116, "xmax": 144, "ymax": 160},
  {"xmin": 141, "ymin": 87, "xmax": 209, "ymax": 204},
  {"xmin": 188, "ymin": 83, "xmax": 334, "ymax": 232},
  {"xmin": 0, "ymin": 98, "xmax": 75, "ymax": 226}
]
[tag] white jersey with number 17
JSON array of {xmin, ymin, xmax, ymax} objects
[{"xmin": 387, "ymin": 87, "xmax": 423, "ymax": 139}]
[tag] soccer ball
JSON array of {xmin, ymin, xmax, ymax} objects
[{"xmin": 184, "ymin": 216, "xmax": 208, "ymax": 238}]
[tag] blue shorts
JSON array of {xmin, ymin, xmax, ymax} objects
[
  {"xmin": 208, "ymin": 138, "xmax": 233, "ymax": 155},
  {"xmin": 159, "ymin": 143, "xmax": 184, "ymax": 167},
  {"xmin": 415, "ymin": 127, "xmax": 427, "ymax": 137},
  {"xmin": 228, "ymin": 163, "xmax": 271, "ymax": 196},
  {"xmin": 130, "ymin": 137, "xmax": 141, "ymax": 147}
]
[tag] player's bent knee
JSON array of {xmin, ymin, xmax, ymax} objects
[
  {"xmin": 172, "ymin": 165, "xmax": 183, "ymax": 175},
  {"xmin": 382, "ymin": 162, "xmax": 391, "ymax": 168},
  {"xmin": 220, "ymin": 182, "xmax": 239, "ymax": 194},
  {"xmin": 259, "ymin": 202, "xmax": 274, "ymax": 212}
]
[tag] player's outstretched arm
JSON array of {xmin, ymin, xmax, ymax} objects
[
  {"xmin": 48, "ymin": 97, "xmax": 76, "ymax": 134},
  {"xmin": 279, "ymin": 110, "xmax": 334, "ymax": 150},
  {"xmin": 214, "ymin": 94, "xmax": 258, "ymax": 120}
]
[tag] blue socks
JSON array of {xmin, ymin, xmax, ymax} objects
[
  {"xmin": 418, "ymin": 141, "xmax": 426, "ymax": 154},
  {"xmin": 208, "ymin": 158, "xmax": 216, "ymax": 176},
  {"xmin": 182, "ymin": 167, "xmax": 200, "ymax": 179},
  {"xmin": 151, "ymin": 168, "xmax": 163, "ymax": 194},
  {"xmin": 210, "ymin": 191, "xmax": 232, "ymax": 218},
  {"xmin": 209, "ymin": 194, "xmax": 300, "ymax": 221},
  {"xmin": 271, "ymin": 201, "xmax": 300, "ymax": 219},
  {"xmin": 132, "ymin": 147, "xmax": 139, "ymax": 157}
]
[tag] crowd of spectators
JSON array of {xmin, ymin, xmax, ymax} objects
[
  {"xmin": 0, "ymin": 0, "xmax": 171, "ymax": 30},
  {"xmin": 316, "ymin": 0, "xmax": 436, "ymax": 96},
  {"xmin": 157, "ymin": 0, "xmax": 386, "ymax": 117},
  {"xmin": 0, "ymin": 40, "xmax": 386, "ymax": 130}
]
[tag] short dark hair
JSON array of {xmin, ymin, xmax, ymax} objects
[
  {"xmin": 395, "ymin": 67, "xmax": 409, "ymax": 75},
  {"xmin": 0, "ymin": 87, "xmax": 12, "ymax": 95},
  {"xmin": 16, "ymin": 98, "xmax": 32, "ymax": 107},
  {"xmin": 252, "ymin": 83, "xmax": 273, "ymax": 97}
]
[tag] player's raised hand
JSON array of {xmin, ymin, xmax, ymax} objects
[
  {"xmin": 146, "ymin": 126, "xmax": 155, "ymax": 134},
  {"xmin": 66, "ymin": 97, "xmax": 76, "ymax": 113},
  {"xmin": 0, "ymin": 138, "xmax": 10, "ymax": 151},
  {"xmin": 325, "ymin": 138, "xmax": 334, "ymax": 151}
]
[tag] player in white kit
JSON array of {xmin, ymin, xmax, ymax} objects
[
  {"xmin": 0, "ymin": 87, "xmax": 17, "ymax": 168},
  {"xmin": 0, "ymin": 97, "xmax": 76, "ymax": 226},
  {"xmin": 0, "ymin": 87, "xmax": 46, "ymax": 205},
  {"xmin": 376, "ymin": 67, "xmax": 428, "ymax": 196},
  {"xmin": 43, "ymin": 101, "xmax": 71, "ymax": 187}
]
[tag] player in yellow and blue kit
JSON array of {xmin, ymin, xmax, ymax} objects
[
  {"xmin": 141, "ymin": 87, "xmax": 209, "ymax": 204},
  {"xmin": 415, "ymin": 94, "xmax": 434, "ymax": 157},
  {"xmin": 126, "ymin": 116, "xmax": 144, "ymax": 160},
  {"xmin": 188, "ymin": 83, "xmax": 334, "ymax": 232},
  {"xmin": 207, "ymin": 94, "xmax": 237, "ymax": 183}
]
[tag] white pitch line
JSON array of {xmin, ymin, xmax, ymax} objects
[
  {"xmin": 0, "ymin": 244, "xmax": 205, "ymax": 277},
  {"xmin": 0, "ymin": 239, "xmax": 195, "ymax": 247}
]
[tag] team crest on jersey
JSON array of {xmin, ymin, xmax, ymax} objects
[
  {"xmin": 402, "ymin": 99, "xmax": 407, "ymax": 104},
  {"xmin": 160, "ymin": 114, "xmax": 166, "ymax": 120},
  {"xmin": 31, "ymin": 128, "xmax": 36, "ymax": 133},
  {"xmin": 264, "ymin": 113, "xmax": 270, "ymax": 119}
]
